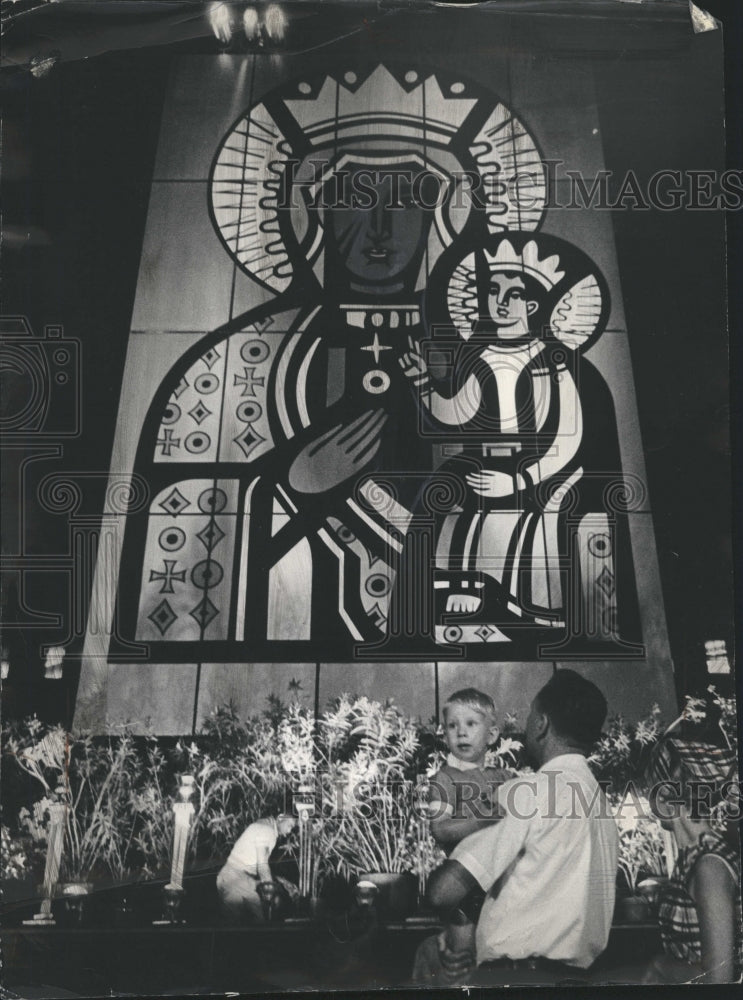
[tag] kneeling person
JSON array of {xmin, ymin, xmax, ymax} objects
[{"xmin": 217, "ymin": 813, "xmax": 297, "ymax": 921}]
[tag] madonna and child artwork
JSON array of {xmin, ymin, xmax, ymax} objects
[
  {"xmin": 2, "ymin": 1, "xmax": 738, "ymax": 993},
  {"xmin": 74, "ymin": 55, "xmax": 679, "ymax": 730}
]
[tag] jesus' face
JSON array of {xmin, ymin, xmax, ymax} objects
[{"xmin": 486, "ymin": 272, "xmax": 539, "ymax": 339}]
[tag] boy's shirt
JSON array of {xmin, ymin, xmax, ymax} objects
[{"xmin": 428, "ymin": 753, "xmax": 514, "ymax": 834}]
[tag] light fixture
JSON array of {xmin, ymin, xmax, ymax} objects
[
  {"xmin": 264, "ymin": 4, "xmax": 287, "ymax": 42},
  {"xmin": 29, "ymin": 51, "xmax": 60, "ymax": 79},
  {"xmin": 43, "ymin": 646, "xmax": 64, "ymax": 680},
  {"xmin": 243, "ymin": 6, "xmax": 260, "ymax": 41},
  {"xmin": 208, "ymin": 2, "xmax": 233, "ymax": 45},
  {"xmin": 705, "ymin": 638, "xmax": 731, "ymax": 675}
]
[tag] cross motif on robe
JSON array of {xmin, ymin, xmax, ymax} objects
[
  {"xmin": 361, "ymin": 333, "xmax": 392, "ymax": 364},
  {"xmin": 156, "ymin": 428, "xmax": 181, "ymax": 456},
  {"xmin": 149, "ymin": 560, "xmax": 187, "ymax": 594},
  {"xmin": 234, "ymin": 367, "xmax": 265, "ymax": 397}
]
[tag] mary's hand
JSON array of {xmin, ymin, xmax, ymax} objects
[{"xmin": 288, "ymin": 410, "xmax": 387, "ymax": 495}]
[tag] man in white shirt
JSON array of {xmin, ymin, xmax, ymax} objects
[
  {"xmin": 217, "ymin": 813, "xmax": 296, "ymax": 921},
  {"xmin": 424, "ymin": 669, "xmax": 619, "ymax": 985}
]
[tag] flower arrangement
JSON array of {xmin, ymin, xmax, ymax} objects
[
  {"xmin": 588, "ymin": 705, "xmax": 664, "ymax": 793},
  {"xmin": 3, "ymin": 719, "xmax": 175, "ymax": 883},
  {"xmin": 675, "ymin": 686, "xmax": 737, "ymax": 754},
  {"xmin": 1, "ymin": 825, "xmax": 35, "ymax": 882},
  {"xmin": 1, "ymin": 694, "xmax": 527, "ymax": 893},
  {"xmin": 612, "ymin": 793, "xmax": 669, "ymax": 896},
  {"xmin": 277, "ymin": 696, "xmax": 433, "ymax": 884},
  {"xmin": 1, "ymin": 689, "xmax": 731, "ymax": 911}
]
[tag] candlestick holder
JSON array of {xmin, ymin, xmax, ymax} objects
[
  {"xmin": 282, "ymin": 775, "xmax": 317, "ymax": 923},
  {"xmin": 355, "ymin": 879, "xmax": 379, "ymax": 910},
  {"xmin": 295, "ymin": 776, "xmax": 316, "ymax": 900},
  {"xmin": 24, "ymin": 801, "xmax": 66, "ymax": 927},
  {"xmin": 153, "ymin": 774, "xmax": 195, "ymax": 925},
  {"xmin": 257, "ymin": 880, "xmax": 281, "ymax": 922},
  {"xmin": 153, "ymin": 884, "xmax": 186, "ymax": 926}
]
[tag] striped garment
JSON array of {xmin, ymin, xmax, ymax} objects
[{"xmin": 658, "ymin": 830, "xmax": 742, "ymax": 974}]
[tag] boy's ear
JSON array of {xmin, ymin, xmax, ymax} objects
[
  {"xmin": 527, "ymin": 301, "xmax": 539, "ymax": 316},
  {"xmin": 490, "ymin": 725, "xmax": 500, "ymax": 743}
]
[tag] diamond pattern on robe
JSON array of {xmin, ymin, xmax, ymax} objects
[
  {"xmin": 196, "ymin": 520, "xmax": 225, "ymax": 552},
  {"xmin": 188, "ymin": 401, "xmax": 212, "ymax": 425},
  {"xmin": 172, "ymin": 376, "xmax": 189, "ymax": 399},
  {"xmin": 189, "ymin": 596, "xmax": 219, "ymax": 630},
  {"xmin": 201, "ymin": 347, "xmax": 222, "ymax": 371},
  {"xmin": 596, "ymin": 566, "xmax": 615, "ymax": 598},
  {"xmin": 148, "ymin": 599, "xmax": 177, "ymax": 636},
  {"xmin": 474, "ymin": 624, "xmax": 497, "ymax": 642},
  {"xmin": 368, "ymin": 602, "xmax": 387, "ymax": 629},
  {"xmin": 158, "ymin": 487, "xmax": 190, "ymax": 515},
  {"xmin": 249, "ymin": 316, "xmax": 274, "ymax": 335},
  {"xmin": 233, "ymin": 424, "xmax": 266, "ymax": 460}
]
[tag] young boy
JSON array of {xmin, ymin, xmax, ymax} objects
[
  {"xmin": 412, "ymin": 689, "xmax": 514, "ymax": 986},
  {"xmin": 428, "ymin": 688, "xmax": 513, "ymax": 851}
]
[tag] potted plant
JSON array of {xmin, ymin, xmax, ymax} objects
[
  {"xmin": 613, "ymin": 793, "xmax": 667, "ymax": 923},
  {"xmin": 304, "ymin": 697, "xmax": 440, "ymax": 917}
]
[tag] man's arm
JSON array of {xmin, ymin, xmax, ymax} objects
[
  {"xmin": 427, "ymin": 860, "xmax": 480, "ymax": 911},
  {"xmin": 430, "ymin": 779, "xmax": 536, "ymax": 906}
]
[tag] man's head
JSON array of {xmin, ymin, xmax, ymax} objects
[
  {"xmin": 442, "ymin": 688, "xmax": 499, "ymax": 766},
  {"xmin": 525, "ymin": 670, "xmax": 607, "ymax": 766}
]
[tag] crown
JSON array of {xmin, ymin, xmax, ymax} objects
[
  {"xmin": 484, "ymin": 239, "xmax": 565, "ymax": 290},
  {"xmin": 283, "ymin": 65, "xmax": 477, "ymax": 148}
]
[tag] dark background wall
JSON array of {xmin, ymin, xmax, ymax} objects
[{"xmin": 1, "ymin": 0, "xmax": 740, "ymax": 724}]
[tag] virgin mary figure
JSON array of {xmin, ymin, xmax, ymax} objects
[{"xmin": 118, "ymin": 65, "xmax": 548, "ymax": 656}]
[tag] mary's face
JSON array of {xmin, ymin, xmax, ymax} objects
[{"xmin": 326, "ymin": 164, "xmax": 441, "ymax": 291}]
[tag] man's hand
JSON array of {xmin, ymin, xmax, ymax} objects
[
  {"xmin": 437, "ymin": 931, "xmax": 475, "ymax": 985},
  {"xmin": 288, "ymin": 410, "xmax": 387, "ymax": 495},
  {"xmin": 466, "ymin": 470, "xmax": 517, "ymax": 498}
]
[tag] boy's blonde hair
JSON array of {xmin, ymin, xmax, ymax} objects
[{"xmin": 443, "ymin": 688, "xmax": 496, "ymax": 723}]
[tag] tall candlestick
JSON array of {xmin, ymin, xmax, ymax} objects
[
  {"xmin": 167, "ymin": 775, "xmax": 195, "ymax": 891},
  {"xmin": 24, "ymin": 802, "xmax": 66, "ymax": 926},
  {"xmin": 295, "ymin": 777, "xmax": 315, "ymax": 900},
  {"xmin": 415, "ymin": 777, "xmax": 431, "ymax": 899}
]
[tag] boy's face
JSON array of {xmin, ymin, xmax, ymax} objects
[{"xmin": 445, "ymin": 704, "xmax": 495, "ymax": 764}]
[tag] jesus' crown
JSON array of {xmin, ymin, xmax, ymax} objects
[{"xmin": 484, "ymin": 239, "xmax": 566, "ymax": 290}]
